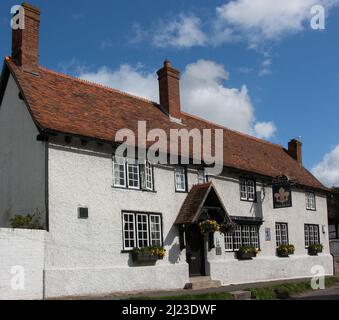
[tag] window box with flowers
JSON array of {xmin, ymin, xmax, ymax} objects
[
  {"xmin": 277, "ymin": 245, "xmax": 295, "ymax": 258},
  {"xmin": 236, "ymin": 246, "xmax": 257, "ymax": 260},
  {"xmin": 308, "ymin": 244, "xmax": 323, "ymax": 256},
  {"xmin": 131, "ymin": 246, "xmax": 166, "ymax": 265}
]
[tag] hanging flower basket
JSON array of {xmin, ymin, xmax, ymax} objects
[
  {"xmin": 199, "ymin": 220, "xmax": 220, "ymax": 235},
  {"xmin": 219, "ymin": 222, "xmax": 237, "ymax": 235}
]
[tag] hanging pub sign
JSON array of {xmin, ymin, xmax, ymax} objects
[{"xmin": 273, "ymin": 182, "xmax": 292, "ymax": 209}]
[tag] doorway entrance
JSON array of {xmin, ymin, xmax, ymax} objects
[{"xmin": 185, "ymin": 224, "xmax": 206, "ymax": 277}]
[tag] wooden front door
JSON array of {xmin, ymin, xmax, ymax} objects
[{"xmin": 185, "ymin": 224, "xmax": 206, "ymax": 277}]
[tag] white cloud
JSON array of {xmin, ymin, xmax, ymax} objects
[
  {"xmin": 152, "ymin": 14, "xmax": 207, "ymax": 48},
  {"xmin": 78, "ymin": 59, "xmax": 276, "ymax": 139},
  {"xmin": 258, "ymin": 58, "xmax": 273, "ymax": 76},
  {"xmin": 181, "ymin": 60, "xmax": 275, "ymax": 137},
  {"xmin": 215, "ymin": 0, "xmax": 339, "ymax": 45},
  {"xmin": 254, "ymin": 121, "xmax": 277, "ymax": 139},
  {"xmin": 79, "ymin": 64, "xmax": 158, "ymax": 101},
  {"xmin": 312, "ymin": 145, "xmax": 339, "ymax": 187},
  {"xmin": 141, "ymin": 0, "xmax": 338, "ymax": 49}
]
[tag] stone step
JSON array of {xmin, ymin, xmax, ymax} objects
[{"xmin": 184, "ymin": 277, "xmax": 222, "ymax": 290}]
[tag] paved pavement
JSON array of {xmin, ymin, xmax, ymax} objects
[{"xmin": 62, "ymin": 278, "xmax": 316, "ymax": 300}]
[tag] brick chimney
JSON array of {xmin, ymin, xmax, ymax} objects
[
  {"xmin": 288, "ymin": 139, "xmax": 303, "ymax": 164},
  {"xmin": 11, "ymin": 3, "xmax": 40, "ymax": 70},
  {"xmin": 157, "ymin": 61, "xmax": 181, "ymax": 119}
]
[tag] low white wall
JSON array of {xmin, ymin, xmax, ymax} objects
[
  {"xmin": 210, "ymin": 254, "xmax": 334, "ymax": 285},
  {"xmin": 0, "ymin": 229, "xmax": 46, "ymax": 300},
  {"xmin": 45, "ymin": 264, "xmax": 188, "ymax": 298}
]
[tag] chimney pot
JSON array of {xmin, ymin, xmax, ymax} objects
[
  {"xmin": 157, "ymin": 60, "xmax": 181, "ymax": 119},
  {"xmin": 288, "ymin": 139, "xmax": 303, "ymax": 164}
]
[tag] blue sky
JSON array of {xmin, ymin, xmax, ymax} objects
[{"xmin": 0, "ymin": 0, "xmax": 338, "ymax": 186}]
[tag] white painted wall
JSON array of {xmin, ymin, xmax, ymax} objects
[
  {"xmin": 209, "ymin": 174, "xmax": 333, "ymax": 284},
  {"xmin": 45, "ymin": 141, "xmax": 190, "ymax": 298},
  {"xmin": 44, "ymin": 139, "xmax": 332, "ymax": 298},
  {"xmin": 0, "ymin": 228, "xmax": 45, "ymax": 300},
  {"xmin": 0, "ymin": 75, "xmax": 46, "ymax": 227}
]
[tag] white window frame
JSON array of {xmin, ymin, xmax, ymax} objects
[
  {"xmin": 127, "ymin": 160, "xmax": 140, "ymax": 189},
  {"xmin": 136, "ymin": 214, "xmax": 149, "ymax": 248},
  {"xmin": 175, "ymin": 167, "xmax": 186, "ymax": 192},
  {"xmin": 240, "ymin": 179, "xmax": 248, "ymax": 200},
  {"xmin": 247, "ymin": 180, "xmax": 256, "ymax": 201},
  {"xmin": 276, "ymin": 223, "xmax": 289, "ymax": 247},
  {"xmin": 122, "ymin": 212, "xmax": 163, "ymax": 250},
  {"xmin": 224, "ymin": 232, "xmax": 234, "ymax": 252},
  {"xmin": 305, "ymin": 224, "xmax": 320, "ymax": 247},
  {"xmin": 145, "ymin": 161, "xmax": 153, "ymax": 191},
  {"xmin": 240, "ymin": 178, "xmax": 256, "ymax": 202},
  {"xmin": 122, "ymin": 212, "xmax": 136, "ymax": 250},
  {"xmin": 225, "ymin": 224, "xmax": 260, "ymax": 252},
  {"xmin": 233, "ymin": 225, "xmax": 242, "ymax": 251},
  {"xmin": 242, "ymin": 225, "xmax": 251, "ymax": 246},
  {"xmin": 150, "ymin": 215, "xmax": 162, "ymax": 247},
  {"xmin": 113, "ymin": 156, "xmax": 126, "ymax": 188},
  {"xmin": 250, "ymin": 225, "xmax": 260, "ymax": 249},
  {"xmin": 306, "ymin": 192, "xmax": 316, "ymax": 211},
  {"xmin": 198, "ymin": 169, "xmax": 207, "ymax": 185}
]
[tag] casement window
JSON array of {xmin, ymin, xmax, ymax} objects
[
  {"xmin": 122, "ymin": 212, "xmax": 163, "ymax": 251},
  {"xmin": 136, "ymin": 214, "xmax": 149, "ymax": 247},
  {"xmin": 175, "ymin": 166, "xmax": 187, "ymax": 192},
  {"xmin": 305, "ymin": 224, "xmax": 320, "ymax": 248},
  {"xmin": 145, "ymin": 162, "xmax": 154, "ymax": 191},
  {"xmin": 198, "ymin": 169, "xmax": 207, "ymax": 185},
  {"xmin": 113, "ymin": 156, "xmax": 126, "ymax": 187},
  {"xmin": 127, "ymin": 160, "xmax": 140, "ymax": 189},
  {"xmin": 240, "ymin": 178, "xmax": 256, "ymax": 202},
  {"xmin": 276, "ymin": 223, "xmax": 289, "ymax": 247},
  {"xmin": 122, "ymin": 212, "xmax": 136, "ymax": 250},
  {"xmin": 150, "ymin": 215, "xmax": 162, "ymax": 247},
  {"xmin": 224, "ymin": 225, "xmax": 260, "ymax": 252},
  {"xmin": 113, "ymin": 157, "xmax": 154, "ymax": 191},
  {"xmin": 306, "ymin": 192, "xmax": 316, "ymax": 211}
]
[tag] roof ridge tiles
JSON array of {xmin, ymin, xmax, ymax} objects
[
  {"xmin": 7, "ymin": 56, "xmax": 159, "ymax": 106},
  {"xmin": 182, "ymin": 111, "xmax": 283, "ymax": 149}
]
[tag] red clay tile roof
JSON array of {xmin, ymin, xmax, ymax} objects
[{"xmin": 2, "ymin": 57, "xmax": 326, "ymax": 191}]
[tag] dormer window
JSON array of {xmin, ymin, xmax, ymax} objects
[{"xmin": 240, "ymin": 178, "xmax": 256, "ymax": 202}]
